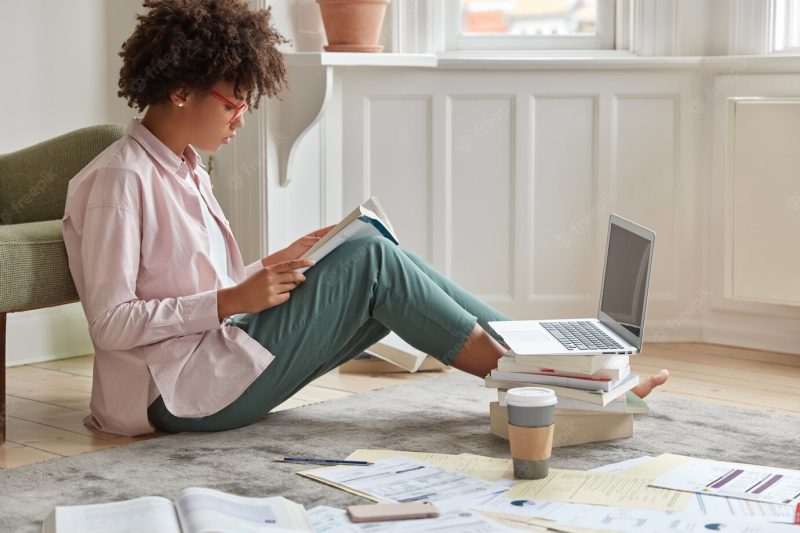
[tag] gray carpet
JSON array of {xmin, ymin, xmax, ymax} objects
[{"xmin": 2, "ymin": 371, "xmax": 799, "ymax": 532}]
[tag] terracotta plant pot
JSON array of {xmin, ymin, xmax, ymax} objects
[{"xmin": 317, "ymin": 0, "xmax": 390, "ymax": 53}]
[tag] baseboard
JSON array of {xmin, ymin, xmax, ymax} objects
[
  {"xmin": 702, "ymin": 318, "xmax": 800, "ymax": 356},
  {"xmin": 5, "ymin": 303, "xmax": 93, "ymax": 367}
]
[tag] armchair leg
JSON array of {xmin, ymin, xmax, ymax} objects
[{"xmin": 1, "ymin": 311, "xmax": 5, "ymax": 444}]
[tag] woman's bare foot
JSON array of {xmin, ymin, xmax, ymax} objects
[{"xmin": 631, "ymin": 369, "xmax": 670, "ymax": 399}]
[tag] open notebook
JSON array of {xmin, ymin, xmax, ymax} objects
[{"xmin": 42, "ymin": 487, "xmax": 312, "ymax": 533}]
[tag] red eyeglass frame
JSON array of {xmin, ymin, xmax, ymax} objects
[{"xmin": 209, "ymin": 90, "xmax": 248, "ymax": 124}]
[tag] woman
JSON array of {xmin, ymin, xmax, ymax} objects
[{"xmin": 62, "ymin": 0, "xmax": 668, "ymax": 437}]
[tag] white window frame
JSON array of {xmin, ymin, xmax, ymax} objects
[{"xmin": 444, "ymin": 0, "xmax": 616, "ymax": 51}]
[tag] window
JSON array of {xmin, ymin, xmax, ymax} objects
[
  {"xmin": 446, "ymin": 0, "xmax": 616, "ymax": 51},
  {"xmin": 773, "ymin": 0, "xmax": 800, "ymax": 52}
]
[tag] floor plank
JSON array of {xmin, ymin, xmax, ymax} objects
[
  {"xmin": 5, "ymin": 396, "xmax": 141, "ymax": 443},
  {"xmin": 6, "ymin": 379, "xmax": 91, "ymax": 411},
  {"xmin": 6, "ymin": 417, "xmax": 120, "ymax": 456},
  {"xmin": 30, "ymin": 354, "xmax": 94, "ymax": 377},
  {"xmin": 0, "ymin": 441, "xmax": 62, "ymax": 469},
  {"xmin": 7, "ymin": 366, "xmax": 93, "ymax": 393}
]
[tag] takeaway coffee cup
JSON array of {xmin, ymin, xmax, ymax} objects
[{"xmin": 506, "ymin": 387, "xmax": 557, "ymax": 480}]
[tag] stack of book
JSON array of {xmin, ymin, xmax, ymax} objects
[{"xmin": 487, "ymin": 351, "xmax": 649, "ymax": 447}]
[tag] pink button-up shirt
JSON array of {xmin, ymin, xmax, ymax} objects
[{"xmin": 62, "ymin": 118, "xmax": 275, "ymax": 437}]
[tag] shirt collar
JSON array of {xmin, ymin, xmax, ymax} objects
[{"xmin": 126, "ymin": 117, "xmax": 206, "ymax": 174}]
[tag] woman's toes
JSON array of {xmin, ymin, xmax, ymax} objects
[{"xmin": 631, "ymin": 369, "xmax": 670, "ymax": 399}]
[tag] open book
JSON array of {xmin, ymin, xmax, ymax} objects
[
  {"xmin": 297, "ymin": 197, "xmax": 398, "ymax": 273},
  {"xmin": 42, "ymin": 487, "xmax": 312, "ymax": 533},
  {"xmin": 339, "ymin": 332, "xmax": 448, "ymax": 374}
]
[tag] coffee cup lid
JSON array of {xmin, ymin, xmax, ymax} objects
[{"xmin": 506, "ymin": 387, "xmax": 557, "ymax": 407}]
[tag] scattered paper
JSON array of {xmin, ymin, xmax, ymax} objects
[
  {"xmin": 307, "ymin": 504, "xmax": 516, "ymax": 532},
  {"xmin": 473, "ymin": 490, "xmax": 798, "ymax": 530},
  {"xmin": 650, "ymin": 459, "xmax": 800, "ymax": 506},
  {"xmin": 589, "ymin": 456, "xmax": 654, "ymax": 474},
  {"xmin": 506, "ymin": 469, "xmax": 691, "ymax": 511},
  {"xmin": 592, "ymin": 455, "xmax": 797, "ymax": 524},
  {"xmin": 346, "ymin": 450, "xmax": 513, "ymax": 482},
  {"xmin": 480, "ymin": 507, "xmax": 799, "ymax": 533},
  {"xmin": 301, "ymin": 457, "xmax": 505, "ymax": 505}
]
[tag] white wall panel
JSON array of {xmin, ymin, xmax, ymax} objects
[
  {"xmin": 730, "ymin": 99, "xmax": 800, "ymax": 305},
  {"xmin": 286, "ymin": 123, "xmax": 324, "ymax": 244},
  {"xmin": 236, "ymin": 64, "xmax": 800, "ymax": 355},
  {"xmin": 613, "ymin": 96, "xmax": 679, "ymax": 301},
  {"xmin": 449, "ymin": 96, "xmax": 515, "ymax": 300},
  {"xmin": 706, "ymin": 73, "xmax": 800, "ymax": 354},
  {"xmin": 366, "ymin": 97, "xmax": 433, "ymax": 261},
  {"xmin": 531, "ymin": 96, "xmax": 598, "ymax": 307}
]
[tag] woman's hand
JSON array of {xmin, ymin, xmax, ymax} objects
[
  {"xmin": 218, "ymin": 259, "xmax": 315, "ymax": 319},
  {"xmin": 275, "ymin": 225, "xmax": 337, "ymax": 263}
]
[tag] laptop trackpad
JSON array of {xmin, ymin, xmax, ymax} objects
[{"xmin": 503, "ymin": 330, "xmax": 556, "ymax": 354}]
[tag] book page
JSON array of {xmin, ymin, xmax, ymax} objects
[
  {"xmin": 46, "ymin": 496, "xmax": 180, "ymax": 533},
  {"xmin": 361, "ymin": 197, "xmax": 397, "ymax": 239},
  {"xmin": 175, "ymin": 487, "xmax": 311, "ymax": 532},
  {"xmin": 366, "ymin": 332, "xmax": 426, "ymax": 371},
  {"xmin": 298, "ymin": 197, "xmax": 398, "ymax": 274},
  {"xmin": 298, "ymin": 219, "xmax": 383, "ymax": 273}
]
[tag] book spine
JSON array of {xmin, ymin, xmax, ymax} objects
[
  {"xmin": 490, "ymin": 371, "xmax": 616, "ymax": 392},
  {"xmin": 497, "ymin": 361, "xmax": 628, "ymax": 381}
]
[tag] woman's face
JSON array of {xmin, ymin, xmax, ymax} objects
[{"xmin": 185, "ymin": 81, "xmax": 247, "ymax": 152}]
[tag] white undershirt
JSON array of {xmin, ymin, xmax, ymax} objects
[{"xmin": 197, "ymin": 189, "xmax": 236, "ymax": 289}]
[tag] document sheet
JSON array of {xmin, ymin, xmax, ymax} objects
[
  {"xmin": 650, "ymin": 460, "xmax": 800, "ymax": 506},
  {"xmin": 303, "ymin": 457, "xmax": 506, "ymax": 505}
]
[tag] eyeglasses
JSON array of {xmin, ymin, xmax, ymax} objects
[{"xmin": 209, "ymin": 90, "xmax": 248, "ymax": 124}]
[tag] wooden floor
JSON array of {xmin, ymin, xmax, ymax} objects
[{"xmin": 2, "ymin": 342, "xmax": 799, "ymax": 470}]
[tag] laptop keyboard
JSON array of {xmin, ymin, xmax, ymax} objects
[{"xmin": 541, "ymin": 321, "xmax": 624, "ymax": 352}]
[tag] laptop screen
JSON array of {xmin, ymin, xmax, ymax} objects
[{"xmin": 598, "ymin": 218, "xmax": 654, "ymax": 348}]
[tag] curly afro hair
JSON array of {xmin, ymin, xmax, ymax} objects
[{"xmin": 118, "ymin": 0, "xmax": 289, "ymax": 112}]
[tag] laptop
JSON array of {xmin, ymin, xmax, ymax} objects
[{"xmin": 489, "ymin": 214, "xmax": 655, "ymax": 356}]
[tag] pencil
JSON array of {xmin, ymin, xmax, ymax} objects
[{"xmin": 275, "ymin": 457, "xmax": 374, "ymax": 466}]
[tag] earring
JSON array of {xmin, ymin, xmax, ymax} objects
[{"xmin": 178, "ymin": 103, "xmax": 184, "ymax": 108}]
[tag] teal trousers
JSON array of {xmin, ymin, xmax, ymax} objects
[{"xmin": 147, "ymin": 235, "xmax": 511, "ymax": 432}]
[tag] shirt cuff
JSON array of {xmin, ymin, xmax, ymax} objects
[
  {"xmin": 181, "ymin": 288, "xmax": 223, "ymax": 331},
  {"xmin": 243, "ymin": 259, "xmax": 264, "ymax": 279}
]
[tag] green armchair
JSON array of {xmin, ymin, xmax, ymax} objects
[{"xmin": 0, "ymin": 124, "xmax": 127, "ymax": 444}]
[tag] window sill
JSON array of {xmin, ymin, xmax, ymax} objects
[
  {"xmin": 282, "ymin": 52, "xmax": 437, "ymax": 68},
  {"xmin": 281, "ymin": 51, "xmax": 800, "ymax": 72},
  {"xmin": 436, "ymin": 50, "xmax": 702, "ymax": 70}
]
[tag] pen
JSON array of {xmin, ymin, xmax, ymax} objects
[{"xmin": 275, "ymin": 457, "xmax": 374, "ymax": 466}]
